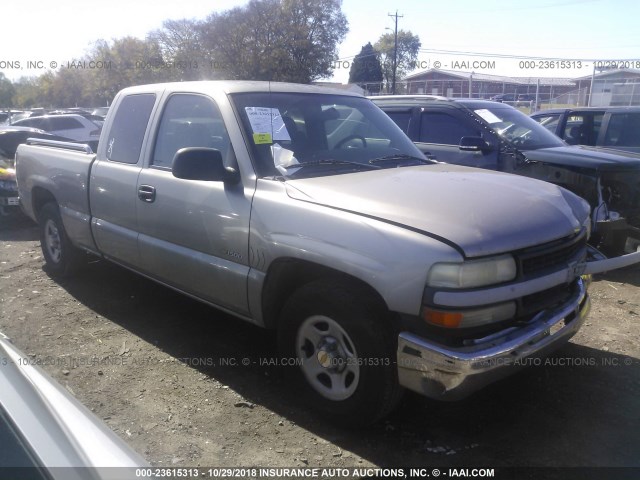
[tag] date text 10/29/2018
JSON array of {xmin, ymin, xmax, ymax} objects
[{"xmin": 134, "ymin": 467, "xmax": 496, "ymax": 478}]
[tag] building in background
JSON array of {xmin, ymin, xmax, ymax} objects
[{"xmin": 360, "ymin": 68, "xmax": 640, "ymax": 107}]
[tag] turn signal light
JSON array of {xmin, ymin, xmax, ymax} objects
[{"xmin": 422, "ymin": 308, "xmax": 463, "ymax": 328}]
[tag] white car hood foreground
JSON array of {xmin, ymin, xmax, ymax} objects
[
  {"xmin": 286, "ymin": 164, "xmax": 590, "ymax": 258},
  {"xmin": 0, "ymin": 332, "xmax": 148, "ymax": 476}
]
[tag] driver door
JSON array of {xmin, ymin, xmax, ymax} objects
[
  {"xmin": 415, "ymin": 108, "xmax": 499, "ymax": 169},
  {"xmin": 135, "ymin": 93, "xmax": 253, "ymax": 316}
]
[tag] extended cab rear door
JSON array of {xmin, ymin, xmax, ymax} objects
[
  {"xmin": 135, "ymin": 92, "xmax": 253, "ymax": 316},
  {"xmin": 90, "ymin": 91, "xmax": 160, "ymax": 268},
  {"xmin": 598, "ymin": 111, "xmax": 640, "ymax": 153}
]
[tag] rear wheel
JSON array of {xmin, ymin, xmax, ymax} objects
[
  {"xmin": 39, "ymin": 202, "xmax": 84, "ymax": 276},
  {"xmin": 278, "ymin": 279, "xmax": 403, "ymax": 425}
]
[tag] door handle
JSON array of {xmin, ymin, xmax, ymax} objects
[{"xmin": 138, "ymin": 185, "xmax": 156, "ymax": 203}]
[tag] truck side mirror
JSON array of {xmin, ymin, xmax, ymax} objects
[
  {"xmin": 172, "ymin": 147, "xmax": 239, "ymax": 183},
  {"xmin": 459, "ymin": 136, "xmax": 491, "ymax": 152}
]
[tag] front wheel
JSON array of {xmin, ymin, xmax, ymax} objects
[
  {"xmin": 278, "ymin": 280, "xmax": 403, "ymax": 425},
  {"xmin": 39, "ymin": 202, "xmax": 84, "ymax": 276}
]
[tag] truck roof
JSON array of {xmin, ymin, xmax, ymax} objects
[
  {"xmin": 369, "ymin": 95, "xmax": 511, "ymax": 110},
  {"xmin": 118, "ymin": 81, "xmax": 364, "ymax": 97},
  {"xmin": 532, "ymin": 106, "xmax": 640, "ymax": 115}
]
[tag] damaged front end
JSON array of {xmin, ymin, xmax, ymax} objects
[
  {"xmin": 517, "ymin": 158, "xmax": 640, "ymax": 256},
  {"xmin": 594, "ymin": 170, "xmax": 640, "ymax": 254}
]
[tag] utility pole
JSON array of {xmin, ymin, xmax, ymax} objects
[{"xmin": 388, "ymin": 11, "xmax": 403, "ymax": 94}]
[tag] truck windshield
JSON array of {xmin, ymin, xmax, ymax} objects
[
  {"xmin": 473, "ymin": 106, "xmax": 566, "ymax": 150},
  {"xmin": 231, "ymin": 92, "xmax": 428, "ymax": 178}
]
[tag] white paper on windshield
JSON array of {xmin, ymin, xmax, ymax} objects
[
  {"xmin": 474, "ymin": 109, "xmax": 502, "ymax": 124},
  {"xmin": 245, "ymin": 107, "xmax": 291, "ymax": 143},
  {"xmin": 271, "ymin": 143, "xmax": 299, "ymax": 175}
]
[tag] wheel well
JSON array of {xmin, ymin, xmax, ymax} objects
[
  {"xmin": 261, "ymin": 258, "xmax": 389, "ymax": 330},
  {"xmin": 31, "ymin": 187, "xmax": 57, "ymax": 221}
]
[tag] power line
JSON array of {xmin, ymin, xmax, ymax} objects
[
  {"xmin": 337, "ymin": 49, "xmax": 640, "ymax": 62},
  {"xmin": 417, "ymin": 49, "xmax": 640, "ymax": 62}
]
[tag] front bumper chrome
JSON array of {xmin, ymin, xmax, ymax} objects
[{"xmin": 397, "ymin": 278, "xmax": 590, "ymax": 400}]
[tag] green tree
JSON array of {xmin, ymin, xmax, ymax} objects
[
  {"xmin": 0, "ymin": 73, "xmax": 15, "ymax": 107},
  {"xmin": 12, "ymin": 77, "xmax": 40, "ymax": 108},
  {"xmin": 51, "ymin": 69, "xmax": 92, "ymax": 107},
  {"xmin": 374, "ymin": 30, "xmax": 421, "ymax": 92},
  {"xmin": 12, "ymin": 72, "xmax": 57, "ymax": 108},
  {"xmin": 348, "ymin": 42, "xmax": 383, "ymax": 92},
  {"xmin": 200, "ymin": 0, "xmax": 348, "ymax": 82},
  {"xmin": 148, "ymin": 18, "xmax": 204, "ymax": 81},
  {"xmin": 84, "ymin": 37, "xmax": 166, "ymax": 105},
  {"xmin": 198, "ymin": 1, "xmax": 282, "ymax": 80}
]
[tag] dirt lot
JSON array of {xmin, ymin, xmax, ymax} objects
[{"xmin": 1, "ymin": 215, "xmax": 639, "ymax": 476}]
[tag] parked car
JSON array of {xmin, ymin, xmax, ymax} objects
[
  {"xmin": 0, "ymin": 110, "xmax": 27, "ymax": 125},
  {"xmin": 489, "ymin": 93, "xmax": 536, "ymax": 107},
  {"xmin": 16, "ymin": 81, "xmax": 639, "ymax": 424},
  {"xmin": 0, "ymin": 164, "xmax": 18, "ymax": 216},
  {"xmin": 91, "ymin": 107, "xmax": 110, "ymax": 118},
  {"xmin": 0, "ymin": 331, "xmax": 148, "ymax": 475},
  {"xmin": 0, "ymin": 126, "xmax": 74, "ymax": 161},
  {"xmin": 12, "ymin": 114, "xmax": 102, "ymax": 147},
  {"xmin": 0, "ymin": 127, "xmax": 74, "ymax": 216},
  {"xmin": 371, "ymin": 95, "xmax": 640, "ymax": 255},
  {"xmin": 531, "ymin": 106, "xmax": 640, "ymax": 153},
  {"xmin": 47, "ymin": 109, "xmax": 106, "ymax": 126},
  {"xmin": 7, "ymin": 109, "xmax": 47, "ymax": 124},
  {"xmin": 490, "ymin": 93, "xmax": 517, "ymax": 102}
]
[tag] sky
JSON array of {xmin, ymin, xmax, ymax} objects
[{"xmin": 1, "ymin": 0, "xmax": 639, "ymax": 83}]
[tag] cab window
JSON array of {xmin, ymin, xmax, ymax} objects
[
  {"xmin": 563, "ymin": 113, "xmax": 602, "ymax": 146},
  {"xmin": 419, "ymin": 112, "xmax": 480, "ymax": 145},
  {"xmin": 152, "ymin": 94, "xmax": 231, "ymax": 169}
]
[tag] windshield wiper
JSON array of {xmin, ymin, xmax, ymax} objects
[
  {"xmin": 368, "ymin": 154, "xmax": 437, "ymax": 166},
  {"xmin": 283, "ymin": 159, "xmax": 381, "ymax": 171}
]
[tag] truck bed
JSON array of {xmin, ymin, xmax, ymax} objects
[{"xmin": 16, "ymin": 140, "xmax": 97, "ymax": 252}]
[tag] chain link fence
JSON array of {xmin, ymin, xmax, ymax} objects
[{"xmin": 361, "ymin": 77, "xmax": 640, "ymax": 111}]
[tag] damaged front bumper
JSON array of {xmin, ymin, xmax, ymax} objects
[{"xmin": 397, "ymin": 278, "xmax": 590, "ymax": 400}]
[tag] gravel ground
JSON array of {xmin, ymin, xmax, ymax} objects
[{"xmin": 1, "ymin": 215, "xmax": 639, "ymax": 476}]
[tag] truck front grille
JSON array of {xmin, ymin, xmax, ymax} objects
[
  {"xmin": 517, "ymin": 232, "xmax": 587, "ymax": 277},
  {"xmin": 520, "ymin": 282, "xmax": 576, "ymax": 317}
]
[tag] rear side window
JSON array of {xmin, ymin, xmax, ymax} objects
[
  {"xmin": 50, "ymin": 117, "xmax": 84, "ymax": 130},
  {"xmin": 604, "ymin": 113, "xmax": 640, "ymax": 147},
  {"xmin": 105, "ymin": 94, "xmax": 156, "ymax": 164},
  {"xmin": 419, "ymin": 112, "xmax": 479, "ymax": 145}
]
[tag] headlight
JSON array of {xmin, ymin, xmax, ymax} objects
[{"xmin": 427, "ymin": 254, "xmax": 517, "ymax": 289}]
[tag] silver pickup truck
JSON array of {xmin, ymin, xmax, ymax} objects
[{"xmin": 15, "ymin": 81, "xmax": 640, "ymax": 425}]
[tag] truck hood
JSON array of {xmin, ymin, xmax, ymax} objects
[
  {"xmin": 285, "ymin": 164, "xmax": 589, "ymax": 258},
  {"xmin": 522, "ymin": 145, "xmax": 640, "ymax": 171}
]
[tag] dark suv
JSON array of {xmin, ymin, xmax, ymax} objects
[
  {"xmin": 371, "ymin": 95, "xmax": 640, "ymax": 255},
  {"xmin": 531, "ymin": 106, "xmax": 640, "ymax": 154}
]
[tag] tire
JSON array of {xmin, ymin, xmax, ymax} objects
[
  {"xmin": 278, "ymin": 279, "xmax": 403, "ymax": 425},
  {"xmin": 39, "ymin": 202, "xmax": 84, "ymax": 276}
]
